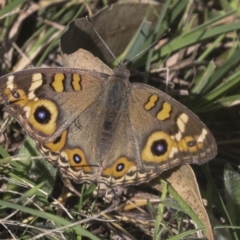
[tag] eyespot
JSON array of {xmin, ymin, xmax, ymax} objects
[
  {"xmin": 187, "ymin": 140, "xmax": 196, "ymax": 147},
  {"xmin": 4, "ymin": 87, "xmax": 28, "ymax": 105},
  {"xmin": 12, "ymin": 91, "xmax": 20, "ymax": 99},
  {"xmin": 53, "ymin": 135, "xmax": 61, "ymax": 144},
  {"xmin": 116, "ymin": 163, "xmax": 124, "ymax": 172},
  {"xmin": 63, "ymin": 148, "xmax": 91, "ymax": 173},
  {"xmin": 44, "ymin": 130, "xmax": 67, "ymax": 152},
  {"xmin": 34, "ymin": 106, "xmax": 51, "ymax": 124},
  {"xmin": 178, "ymin": 136, "xmax": 204, "ymax": 152},
  {"xmin": 73, "ymin": 153, "xmax": 81, "ymax": 164},
  {"xmin": 141, "ymin": 131, "xmax": 174, "ymax": 163},
  {"xmin": 28, "ymin": 99, "xmax": 58, "ymax": 135},
  {"xmin": 102, "ymin": 157, "xmax": 135, "ymax": 178},
  {"xmin": 151, "ymin": 139, "xmax": 168, "ymax": 156}
]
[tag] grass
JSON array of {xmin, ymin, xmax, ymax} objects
[{"xmin": 1, "ymin": 0, "xmax": 240, "ymax": 239}]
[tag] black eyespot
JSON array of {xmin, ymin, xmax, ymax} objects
[
  {"xmin": 12, "ymin": 91, "xmax": 20, "ymax": 98},
  {"xmin": 53, "ymin": 135, "xmax": 61, "ymax": 144},
  {"xmin": 73, "ymin": 154, "xmax": 81, "ymax": 164},
  {"xmin": 34, "ymin": 106, "xmax": 51, "ymax": 124},
  {"xmin": 116, "ymin": 163, "xmax": 124, "ymax": 172},
  {"xmin": 151, "ymin": 139, "xmax": 168, "ymax": 156},
  {"xmin": 187, "ymin": 140, "xmax": 196, "ymax": 147}
]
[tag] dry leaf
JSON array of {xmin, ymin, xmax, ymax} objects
[
  {"xmin": 60, "ymin": 2, "xmax": 162, "ymax": 66},
  {"xmin": 155, "ymin": 165, "xmax": 215, "ymax": 240}
]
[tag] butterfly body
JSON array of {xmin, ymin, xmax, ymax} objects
[
  {"xmin": 0, "ymin": 62, "xmax": 217, "ymax": 187},
  {"xmin": 97, "ymin": 65, "xmax": 130, "ymax": 162}
]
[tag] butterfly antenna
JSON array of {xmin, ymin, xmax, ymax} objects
[
  {"xmin": 130, "ymin": 28, "xmax": 171, "ymax": 62},
  {"xmin": 86, "ymin": 16, "xmax": 117, "ymax": 62}
]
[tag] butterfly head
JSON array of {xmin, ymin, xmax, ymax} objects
[{"xmin": 112, "ymin": 63, "xmax": 130, "ymax": 82}]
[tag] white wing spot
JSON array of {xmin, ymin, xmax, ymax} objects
[
  {"xmin": 177, "ymin": 113, "xmax": 189, "ymax": 133},
  {"xmin": 28, "ymin": 73, "xmax": 43, "ymax": 100},
  {"xmin": 174, "ymin": 132, "xmax": 182, "ymax": 141},
  {"xmin": 6, "ymin": 75, "xmax": 15, "ymax": 90},
  {"xmin": 169, "ymin": 147, "xmax": 178, "ymax": 158},
  {"xmin": 197, "ymin": 128, "xmax": 208, "ymax": 143}
]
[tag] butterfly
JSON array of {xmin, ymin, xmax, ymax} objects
[{"xmin": 0, "ymin": 49, "xmax": 217, "ymax": 188}]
